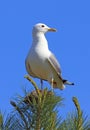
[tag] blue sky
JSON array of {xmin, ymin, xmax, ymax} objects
[{"xmin": 0, "ymin": 0, "xmax": 90, "ymax": 116}]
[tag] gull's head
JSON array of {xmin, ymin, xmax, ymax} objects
[{"xmin": 33, "ymin": 23, "xmax": 57, "ymax": 34}]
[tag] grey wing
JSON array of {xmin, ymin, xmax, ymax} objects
[{"xmin": 49, "ymin": 53, "xmax": 62, "ymax": 74}]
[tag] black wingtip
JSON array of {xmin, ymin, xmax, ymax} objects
[{"xmin": 63, "ymin": 79, "xmax": 74, "ymax": 85}]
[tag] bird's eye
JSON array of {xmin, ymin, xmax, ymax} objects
[{"xmin": 41, "ymin": 25, "xmax": 45, "ymax": 27}]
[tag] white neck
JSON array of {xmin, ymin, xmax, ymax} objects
[{"xmin": 32, "ymin": 32, "xmax": 48, "ymax": 49}]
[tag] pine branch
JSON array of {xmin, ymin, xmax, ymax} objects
[
  {"xmin": 0, "ymin": 75, "xmax": 90, "ymax": 130},
  {"xmin": 24, "ymin": 75, "xmax": 40, "ymax": 94},
  {"xmin": 10, "ymin": 101, "xmax": 29, "ymax": 130},
  {"xmin": 73, "ymin": 97, "xmax": 83, "ymax": 130},
  {"xmin": 0, "ymin": 113, "xmax": 3, "ymax": 129},
  {"xmin": 8, "ymin": 76, "xmax": 63, "ymax": 130}
]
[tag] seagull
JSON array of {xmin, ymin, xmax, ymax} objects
[{"xmin": 25, "ymin": 23, "xmax": 74, "ymax": 90}]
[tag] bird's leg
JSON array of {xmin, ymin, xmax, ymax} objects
[
  {"xmin": 40, "ymin": 79, "xmax": 43, "ymax": 90},
  {"xmin": 51, "ymin": 77, "xmax": 54, "ymax": 92}
]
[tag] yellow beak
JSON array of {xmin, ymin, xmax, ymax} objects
[{"xmin": 48, "ymin": 28, "xmax": 57, "ymax": 32}]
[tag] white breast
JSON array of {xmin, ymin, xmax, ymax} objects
[{"xmin": 25, "ymin": 35, "xmax": 52, "ymax": 80}]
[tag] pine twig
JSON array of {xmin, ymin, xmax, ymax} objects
[
  {"xmin": 24, "ymin": 75, "xmax": 41, "ymax": 96},
  {"xmin": 10, "ymin": 101, "xmax": 29, "ymax": 130},
  {"xmin": 0, "ymin": 114, "xmax": 3, "ymax": 128},
  {"xmin": 24, "ymin": 75, "xmax": 44, "ymax": 130},
  {"xmin": 73, "ymin": 97, "xmax": 83, "ymax": 130}
]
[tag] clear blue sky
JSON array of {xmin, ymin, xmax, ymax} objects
[{"xmin": 0, "ymin": 0, "xmax": 90, "ymax": 116}]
